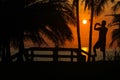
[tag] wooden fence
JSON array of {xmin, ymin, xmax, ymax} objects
[{"xmin": 20, "ymin": 47, "xmax": 89, "ymax": 62}]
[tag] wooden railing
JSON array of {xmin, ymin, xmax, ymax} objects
[{"xmin": 21, "ymin": 47, "xmax": 89, "ymax": 62}]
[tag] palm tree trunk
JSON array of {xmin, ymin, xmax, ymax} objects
[
  {"xmin": 53, "ymin": 46, "xmax": 58, "ymax": 63},
  {"xmin": 88, "ymin": 0, "xmax": 94, "ymax": 62},
  {"xmin": 1, "ymin": 44, "xmax": 6, "ymax": 63},
  {"xmin": 5, "ymin": 38, "xmax": 11, "ymax": 63},
  {"xmin": 17, "ymin": 33, "xmax": 24, "ymax": 63},
  {"xmin": 1, "ymin": 36, "xmax": 11, "ymax": 63},
  {"xmin": 76, "ymin": 0, "xmax": 82, "ymax": 62},
  {"xmin": 119, "ymin": 22, "xmax": 120, "ymax": 29}
]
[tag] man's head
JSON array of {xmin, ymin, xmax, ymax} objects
[{"xmin": 102, "ymin": 20, "xmax": 106, "ymax": 27}]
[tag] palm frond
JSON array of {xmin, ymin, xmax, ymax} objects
[
  {"xmin": 84, "ymin": 0, "xmax": 114, "ymax": 16},
  {"xmin": 94, "ymin": 0, "xmax": 108, "ymax": 16},
  {"xmin": 84, "ymin": 0, "xmax": 89, "ymax": 10},
  {"xmin": 72, "ymin": 0, "xmax": 77, "ymax": 8},
  {"xmin": 109, "ymin": 29, "xmax": 120, "ymax": 47},
  {"xmin": 0, "ymin": 0, "xmax": 75, "ymax": 48},
  {"xmin": 110, "ymin": 0, "xmax": 115, "ymax": 3},
  {"xmin": 112, "ymin": 1, "xmax": 120, "ymax": 11},
  {"xmin": 25, "ymin": 0, "xmax": 75, "ymax": 46},
  {"xmin": 107, "ymin": 14, "xmax": 120, "ymax": 27}
]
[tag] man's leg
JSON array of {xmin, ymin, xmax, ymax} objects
[
  {"xmin": 102, "ymin": 50, "xmax": 106, "ymax": 61},
  {"xmin": 93, "ymin": 45, "xmax": 97, "ymax": 62},
  {"xmin": 93, "ymin": 46, "xmax": 97, "ymax": 57},
  {"xmin": 101, "ymin": 46, "xmax": 106, "ymax": 61}
]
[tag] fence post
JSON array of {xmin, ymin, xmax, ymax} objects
[
  {"xmin": 71, "ymin": 50, "xmax": 73, "ymax": 62},
  {"xmin": 30, "ymin": 50, "xmax": 34, "ymax": 62},
  {"xmin": 53, "ymin": 47, "xmax": 58, "ymax": 63}
]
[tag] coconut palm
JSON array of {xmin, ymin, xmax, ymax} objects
[
  {"xmin": 107, "ymin": 1, "xmax": 120, "ymax": 60},
  {"xmin": 110, "ymin": 29, "xmax": 120, "ymax": 47},
  {"xmin": 72, "ymin": 0, "xmax": 87, "ymax": 62},
  {"xmin": 24, "ymin": 0, "xmax": 76, "ymax": 62},
  {"xmin": 0, "ymin": 0, "xmax": 76, "ymax": 63},
  {"xmin": 25, "ymin": 0, "xmax": 75, "ymax": 46},
  {"xmin": 105, "ymin": 14, "xmax": 120, "ymax": 47},
  {"xmin": 73, "ymin": 0, "xmax": 81, "ymax": 62},
  {"xmin": 108, "ymin": 1, "xmax": 120, "ymax": 47}
]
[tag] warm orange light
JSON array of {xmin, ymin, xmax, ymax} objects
[
  {"xmin": 82, "ymin": 47, "xmax": 88, "ymax": 52},
  {"xmin": 81, "ymin": 47, "xmax": 88, "ymax": 62},
  {"xmin": 82, "ymin": 19, "xmax": 87, "ymax": 24}
]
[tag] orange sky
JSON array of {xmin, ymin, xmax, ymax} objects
[
  {"xmin": 64, "ymin": 1, "xmax": 120, "ymax": 50},
  {"xmin": 80, "ymin": 1, "xmax": 119, "ymax": 49}
]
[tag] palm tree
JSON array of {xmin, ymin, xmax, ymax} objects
[
  {"xmin": 107, "ymin": 14, "xmax": 120, "ymax": 56},
  {"xmin": 107, "ymin": 1, "xmax": 120, "ymax": 60},
  {"xmin": 25, "ymin": 0, "xmax": 76, "ymax": 46},
  {"xmin": 72, "ymin": 0, "xmax": 87, "ymax": 62},
  {"xmin": 110, "ymin": 29, "xmax": 120, "ymax": 47},
  {"xmin": 25, "ymin": 0, "xmax": 76, "ymax": 62},
  {"xmin": 104, "ymin": 1, "xmax": 120, "ymax": 48},
  {"xmin": 0, "ymin": 0, "xmax": 76, "ymax": 63},
  {"xmin": 83, "ymin": 0, "xmax": 114, "ymax": 62},
  {"xmin": 108, "ymin": 1, "xmax": 120, "ymax": 47}
]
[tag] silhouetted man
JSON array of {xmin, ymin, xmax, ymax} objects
[{"xmin": 93, "ymin": 20, "xmax": 108, "ymax": 61}]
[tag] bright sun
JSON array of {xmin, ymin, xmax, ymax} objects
[{"xmin": 82, "ymin": 19, "xmax": 87, "ymax": 24}]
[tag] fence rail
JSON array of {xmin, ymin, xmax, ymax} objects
[
  {"xmin": 24, "ymin": 47, "xmax": 88, "ymax": 62},
  {"xmin": 11, "ymin": 47, "xmax": 89, "ymax": 62}
]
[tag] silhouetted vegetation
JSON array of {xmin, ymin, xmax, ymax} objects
[{"xmin": 0, "ymin": 0, "xmax": 76, "ymax": 63}]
